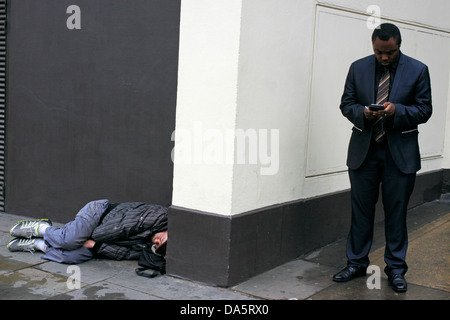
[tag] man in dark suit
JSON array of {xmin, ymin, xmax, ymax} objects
[{"xmin": 333, "ymin": 23, "xmax": 432, "ymax": 292}]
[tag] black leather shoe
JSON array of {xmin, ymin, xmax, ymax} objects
[
  {"xmin": 388, "ymin": 274, "xmax": 407, "ymax": 292},
  {"xmin": 332, "ymin": 266, "xmax": 367, "ymax": 282}
]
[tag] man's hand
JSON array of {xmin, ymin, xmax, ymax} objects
[
  {"xmin": 364, "ymin": 102, "xmax": 396, "ymax": 120},
  {"xmin": 83, "ymin": 239, "xmax": 96, "ymax": 248},
  {"xmin": 383, "ymin": 102, "xmax": 396, "ymax": 117}
]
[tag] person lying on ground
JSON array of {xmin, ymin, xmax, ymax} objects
[{"xmin": 6, "ymin": 199, "xmax": 168, "ymax": 264}]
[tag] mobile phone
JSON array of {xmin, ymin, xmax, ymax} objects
[{"xmin": 369, "ymin": 104, "xmax": 385, "ymax": 111}]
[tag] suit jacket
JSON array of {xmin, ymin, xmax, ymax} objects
[{"xmin": 340, "ymin": 52, "xmax": 432, "ymax": 174}]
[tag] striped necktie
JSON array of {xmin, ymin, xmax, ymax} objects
[{"xmin": 373, "ymin": 68, "xmax": 390, "ymax": 143}]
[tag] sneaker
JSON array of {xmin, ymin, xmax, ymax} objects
[
  {"xmin": 7, "ymin": 238, "xmax": 37, "ymax": 253},
  {"xmin": 9, "ymin": 219, "xmax": 52, "ymax": 238}
]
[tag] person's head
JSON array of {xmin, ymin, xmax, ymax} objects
[
  {"xmin": 151, "ymin": 230, "xmax": 168, "ymax": 254},
  {"xmin": 372, "ymin": 23, "xmax": 401, "ymax": 67}
]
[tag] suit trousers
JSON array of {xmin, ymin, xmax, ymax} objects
[{"xmin": 346, "ymin": 139, "xmax": 416, "ymax": 276}]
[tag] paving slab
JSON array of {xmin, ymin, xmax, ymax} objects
[
  {"xmin": 369, "ymin": 212, "xmax": 450, "ymax": 294},
  {"xmin": 309, "ymin": 277, "xmax": 449, "ymax": 300},
  {"xmin": 232, "ymin": 259, "xmax": 338, "ymax": 300},
  {"xmin": 0, "ymin": 234, "xmax": 46, "ymax": 275},
  {"xmin": 50, "ymin": 281, "xmax": 163, "ymax": 300},
  {"xmin": 108, "ymin": 272, "xmax": 257, "ymax": 300},
  {"xmin": 0, "ymin": 267, "xmax": 72, "ymax": 300},
  {"xmin": 36, "ymin": 258, "xmax": 138, "ymax": 285}
]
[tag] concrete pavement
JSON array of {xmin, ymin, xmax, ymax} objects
[{"xmin": 0, "ymin": 198, "xmax": 449, "ymax": 301}]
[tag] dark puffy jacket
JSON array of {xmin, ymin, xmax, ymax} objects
[{"xmin": 91, "ymin": 202, "xmax": 168, "ymax": 260}]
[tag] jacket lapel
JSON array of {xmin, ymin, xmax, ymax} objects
[
  {"xmin": 368, "ymin": 57, "xmax": 376, "ymax": 104},
  {"xmin": 389, "ymin": 53, "xmax": 406, "ymax": 102}
]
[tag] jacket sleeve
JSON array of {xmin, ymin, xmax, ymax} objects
[
  {"xmin": 93, "ymin": 242, "xmax": 141, "ymax": 260},
  {"xmin": 392, "ymin": 65, "xmax": 432, "ymax": 129},
  {"xmin": 340, "ymin": 62, "xmax": 369, "ymax": 132}
]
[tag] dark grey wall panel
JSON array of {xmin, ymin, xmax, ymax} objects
[
  {"xmin": 0, "ymin": 0, "xmax": 6, "ymax": 212},
  {"xmin": 6, "ymin": 0, "xmax": 180, "ymax": 221}
]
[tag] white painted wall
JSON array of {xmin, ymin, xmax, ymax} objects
[
  {"xmin": 172, "ymin": 0, "xmax": 450, "ymax": 216},
  {"xmin": 231, "ymin": 0, "xmax": 315, "ymax": 214},
  {"xmin": 303, "ymin": 2, "xmax": 450, "ymax": 199},
  {"xmin": 172, "ymin": 0, "xmax": 242, "ymax": 215}
]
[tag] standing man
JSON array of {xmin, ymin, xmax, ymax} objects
[{"xmin": 334, "ymin": 23, "xmax": 432, "ymax": 292}]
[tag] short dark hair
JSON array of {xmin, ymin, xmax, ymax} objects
[{"xmin": 372, "ymin": 23, "xmax": 402, "ymax": 46}]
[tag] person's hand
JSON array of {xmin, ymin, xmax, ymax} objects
[
  {"xmin": 364, "ymin": 102, "xmax": 396, "ymax": 120},
  {"xmin": 364, "ymin": 106, "xmax": 379, "ymax": 121},
  {"xmin": 383, "ymin": 102, "xmax": 396, "ymax": 117},
  {"xmin": 152, "ymin": 231, "xmax": 168, "ymax": 250},
  {"xmin": 83, "ymin": 239, "xmax": 96, "ymax": 248}
]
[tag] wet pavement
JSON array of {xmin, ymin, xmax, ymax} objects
[{"xmin": 0, "ymin": 198, "xmax": 449, "ymax": 301}]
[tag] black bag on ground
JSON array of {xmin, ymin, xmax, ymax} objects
[{"xmin": 135, "ymin": 243, "xmax": 166, "ymax": 278}]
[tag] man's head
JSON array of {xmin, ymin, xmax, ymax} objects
[{"xmin": 372, "ymin": 23, "xmax": 401, "ymax": 67}]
